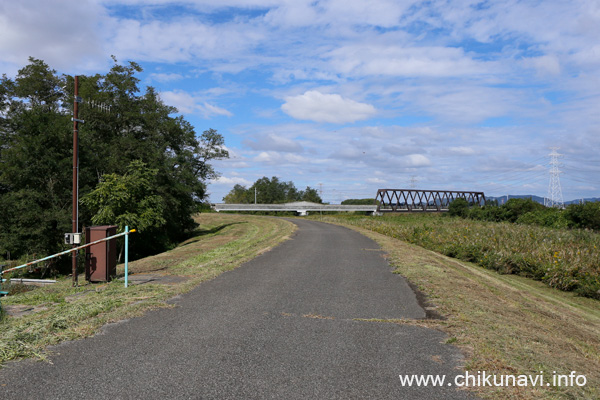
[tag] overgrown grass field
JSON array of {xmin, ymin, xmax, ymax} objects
[{"xmin": 0, "ymin": 214, "xmax": 295, "ymax": 364}]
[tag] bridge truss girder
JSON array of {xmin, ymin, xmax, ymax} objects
[{"xmin": 375, "ymin": 189, "xmax": 486, "ymax": 212}]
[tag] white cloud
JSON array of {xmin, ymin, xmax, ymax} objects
[
  {"xmin": 263, "ymin": 0, "xmax": 412, "ymax": 28},
  {"xmin": 149, "ymin": 72, "xmax": 184, "ymax": 82},
  {"xmin": 402, "ymin": 154, "xmax": 431, "ymax": 168},
  {"xmin": 330, "ymin": 146, "xmax": 367, "ymax": 160},
  {"xmin": 448, "ymin": 146, "xmax": 477, "ymax": 156},
  {"xmin": 244, "ymin": 133, "xmax": 303, "ymax": 153},
  {"xmin": 327, "ymin": 45, "xmax": 493, "ymax": 78},
  {"xmin": 160, "ymin": 90, "xmax": 232, "ymax": 118},
  {"xmin": 522, "ymin": 55, "xmax": 561, "ymax": 76},
  {"xmin": 107, "ymin": 16, "xmax": 267, "ymax": 68},
  {"xmin": 253, "ymin": 151, "xmax": 308, "ymax": 165},
  {"xmin": 0, "ymin": 0, "xmax": 108, "ymax": 72},
  {"xmin": 212, "ymin": 176, "xmax": 253, "ymax": 186},
  {"xmin": 281, "ymin": 90, "xmax": 376, "ymax": 123},
  {"xmin": 383, "ymin": 144, "xmax": 426, "ymax": 156},
  {"xmin": 407, "ymin": 85, "xmax": 515, "ymax": 124}
]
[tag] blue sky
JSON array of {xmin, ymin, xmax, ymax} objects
[{"xmin": 1, "ymin": 0, "xmax": 599, "ymax": 203}]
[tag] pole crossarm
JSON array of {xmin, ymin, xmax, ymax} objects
[
  {"xmin": 1, "ymin": 229, "xmax": 136, "ymax": 276},
  {"xmin": 375, "ymin": 189, "xmax": 486, "ymax": 212}
]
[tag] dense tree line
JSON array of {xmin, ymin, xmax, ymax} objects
[
  {"xmin": 341, "ymin": 198, "xmax": 378, "ymax": 205},
  {"xmin": 223, "ymin": 177, "xmax": 322, "ymax": 204},
  {"xmin": 0, "ymin": 58, "xmax": 228, "ymax": 271}
]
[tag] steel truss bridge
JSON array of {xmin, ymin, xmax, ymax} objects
[{"xmin": 376, "ymin": 189, "xmax": 486, "ymax": 213}]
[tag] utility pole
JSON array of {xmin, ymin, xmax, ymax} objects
[
  {"xmin": 68, "ymin": 78, "xmax": 110, "ymax": 285},
  {"xmin": 545, "ymin": 147, "xmax": 564, "ymax": 209},
  {"xmin": 72, "ymin": 76, "xmax": 80, "ymax": 286},
  {"xmin": 255, "ymin": 187, "xmax": 257, "ymax": 204}
]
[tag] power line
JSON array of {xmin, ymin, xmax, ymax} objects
[{"xmin": 478, "ymin": 156, "xmax": 547, "ymax": 181}]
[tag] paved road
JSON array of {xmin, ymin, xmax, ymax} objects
[{"xmin": 0, "ymin": 219, "xmax": 475, "ymax": 399}]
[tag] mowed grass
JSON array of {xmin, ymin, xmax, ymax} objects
[
  {"xmin": 0, "ymin": 213, "xmax": 295, "ymax": 365},
  {"xmin": 312, "ymin": 214, "xmax": 600, "ymax": 400}
]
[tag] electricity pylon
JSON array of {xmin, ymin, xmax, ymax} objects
[
  {"xmin": 410, "ymin": 176, "xmax": 417, "ymax": 189},
  {"xmin": 545, "ymin": 147, "xmax": 564, "ymax": 208}
]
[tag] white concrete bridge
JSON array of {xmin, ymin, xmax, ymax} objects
[{"xmin": 212, "ymin": 201, "xmax": 377, "ymax": 216}]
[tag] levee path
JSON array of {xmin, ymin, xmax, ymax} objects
[{"xmin": 0, "ymin": 219, "xmax": 475, "ymax": 399}]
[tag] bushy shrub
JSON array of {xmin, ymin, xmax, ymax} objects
[
  {"xmin": 468, "ymin": 205, "xmax": 506, "ymax": 222},
  {"xmin": 565, "ymin": 202, "xmax": 600, "ymax": 230},
  {"xmin": 448, "ymin": 198, "xmax": 469, "ymax": 217},
  {"xmin": 516, "ymin": 208, "xmax": 569, "ymax": 229},
  {"xmin": 502, "ymin": 198, "xmax": 546, "ymax": 222}
]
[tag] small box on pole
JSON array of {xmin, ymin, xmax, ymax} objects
[{"xmin": 64, "ymin": 233, "xmax": 82, "ymax": 245}]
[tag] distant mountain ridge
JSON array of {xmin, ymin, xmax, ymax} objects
[{"xmin": 487, "ymin": 195, "xmax": 600, "ymax": 205}]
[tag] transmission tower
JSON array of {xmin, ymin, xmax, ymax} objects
[
  {"xmin": 410, "ymin": 176, "xmax": 417, "ymax": 189},
  {"xmin": 545, "ymin": 147, "xmax": 564, "ymax": 208}
]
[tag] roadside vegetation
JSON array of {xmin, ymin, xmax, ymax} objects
[
  {"xmin": 312, "ymin": 214, "xmax": 599, "ymax": 400},
  {"xmin": 0, "ymin": 214, "xmax": 295, "ymax": 365}
]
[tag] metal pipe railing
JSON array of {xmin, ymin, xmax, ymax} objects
[
  {"xmin": 0, "ymin": 226, "xmax": 135, "ymax": 309},
  {"xmin": 1, "ymin": 228, "xmax": 136, "ymax": 312},
  {"xmin": 1, "ymin": 228, "xmax": 136, "ymax": 275}
]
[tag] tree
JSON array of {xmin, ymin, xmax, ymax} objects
[
  {"xmin": 341, "ymin": 198, "xmax": 378, "ymax": 205},
  {"xmin": 502, "ymin": 198, "xmax": 545, "ymax": 222},
  {"xmin": 300, "ymin": 187, "xmax": 321, "ymax": 203},
  {"xmin": 0, "ymin": 58, "xmax": 229, "ymax": 269},
  {"xmin": 0, "ymin": 58, "xmax": 72, "ymax": 262},
  {"xmin": 81, "ymin": 160, "xmax": 166, "ymax": 231},
  {"xmin": 223, "ymin": 177, "xmax": 323, "ymax": 205},
  {"xmin": 77, "ymin": 59, "xmax": 229, "ymax": 255},
  {"xmin": 223, "ymin": 184, "xmax": 252, "ymax": 204},
  {"xmin": 81, "ymin": 160, "xmax": 166, "ymax": 260},
  {"xmin": 448, "ymin": 198, "xmax": 469, "ymax": 217},
  {"xmin": 565, "ymin": 202, "xmax": 600, "ymax": 230}
]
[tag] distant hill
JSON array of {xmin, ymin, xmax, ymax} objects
[
  {"xmin": 564, "ymin": 198, "xmax": 600, "ymax": 205},
  {"xmin": 487, "ymin": 195, "xmax": 599, "ymax": 205}
]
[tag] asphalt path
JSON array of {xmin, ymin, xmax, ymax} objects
[{"xmin": 0, "ymin": 219, "xmax": 476, "ymax": 399}]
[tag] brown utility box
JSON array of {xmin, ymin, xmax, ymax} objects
[{"xmin": 85, "ymin": 225, "xmax": 117, "ymax": 282}]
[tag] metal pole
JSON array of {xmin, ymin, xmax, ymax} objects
[
  {"xmin": 124, "ymin": 226, "xmax": 129, "ymax": 288},
  {"xmin": 72, "ymin": 76, "xmax": 79, "ymax": 287}
]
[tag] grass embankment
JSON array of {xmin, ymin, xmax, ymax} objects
[
  {"xmin": 312, "ymin": 214, "xmax": 600, "ymax": 400},
  {"xmin": 0, "ymin": 214, "xmax": 295, "ymax": 365}
]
